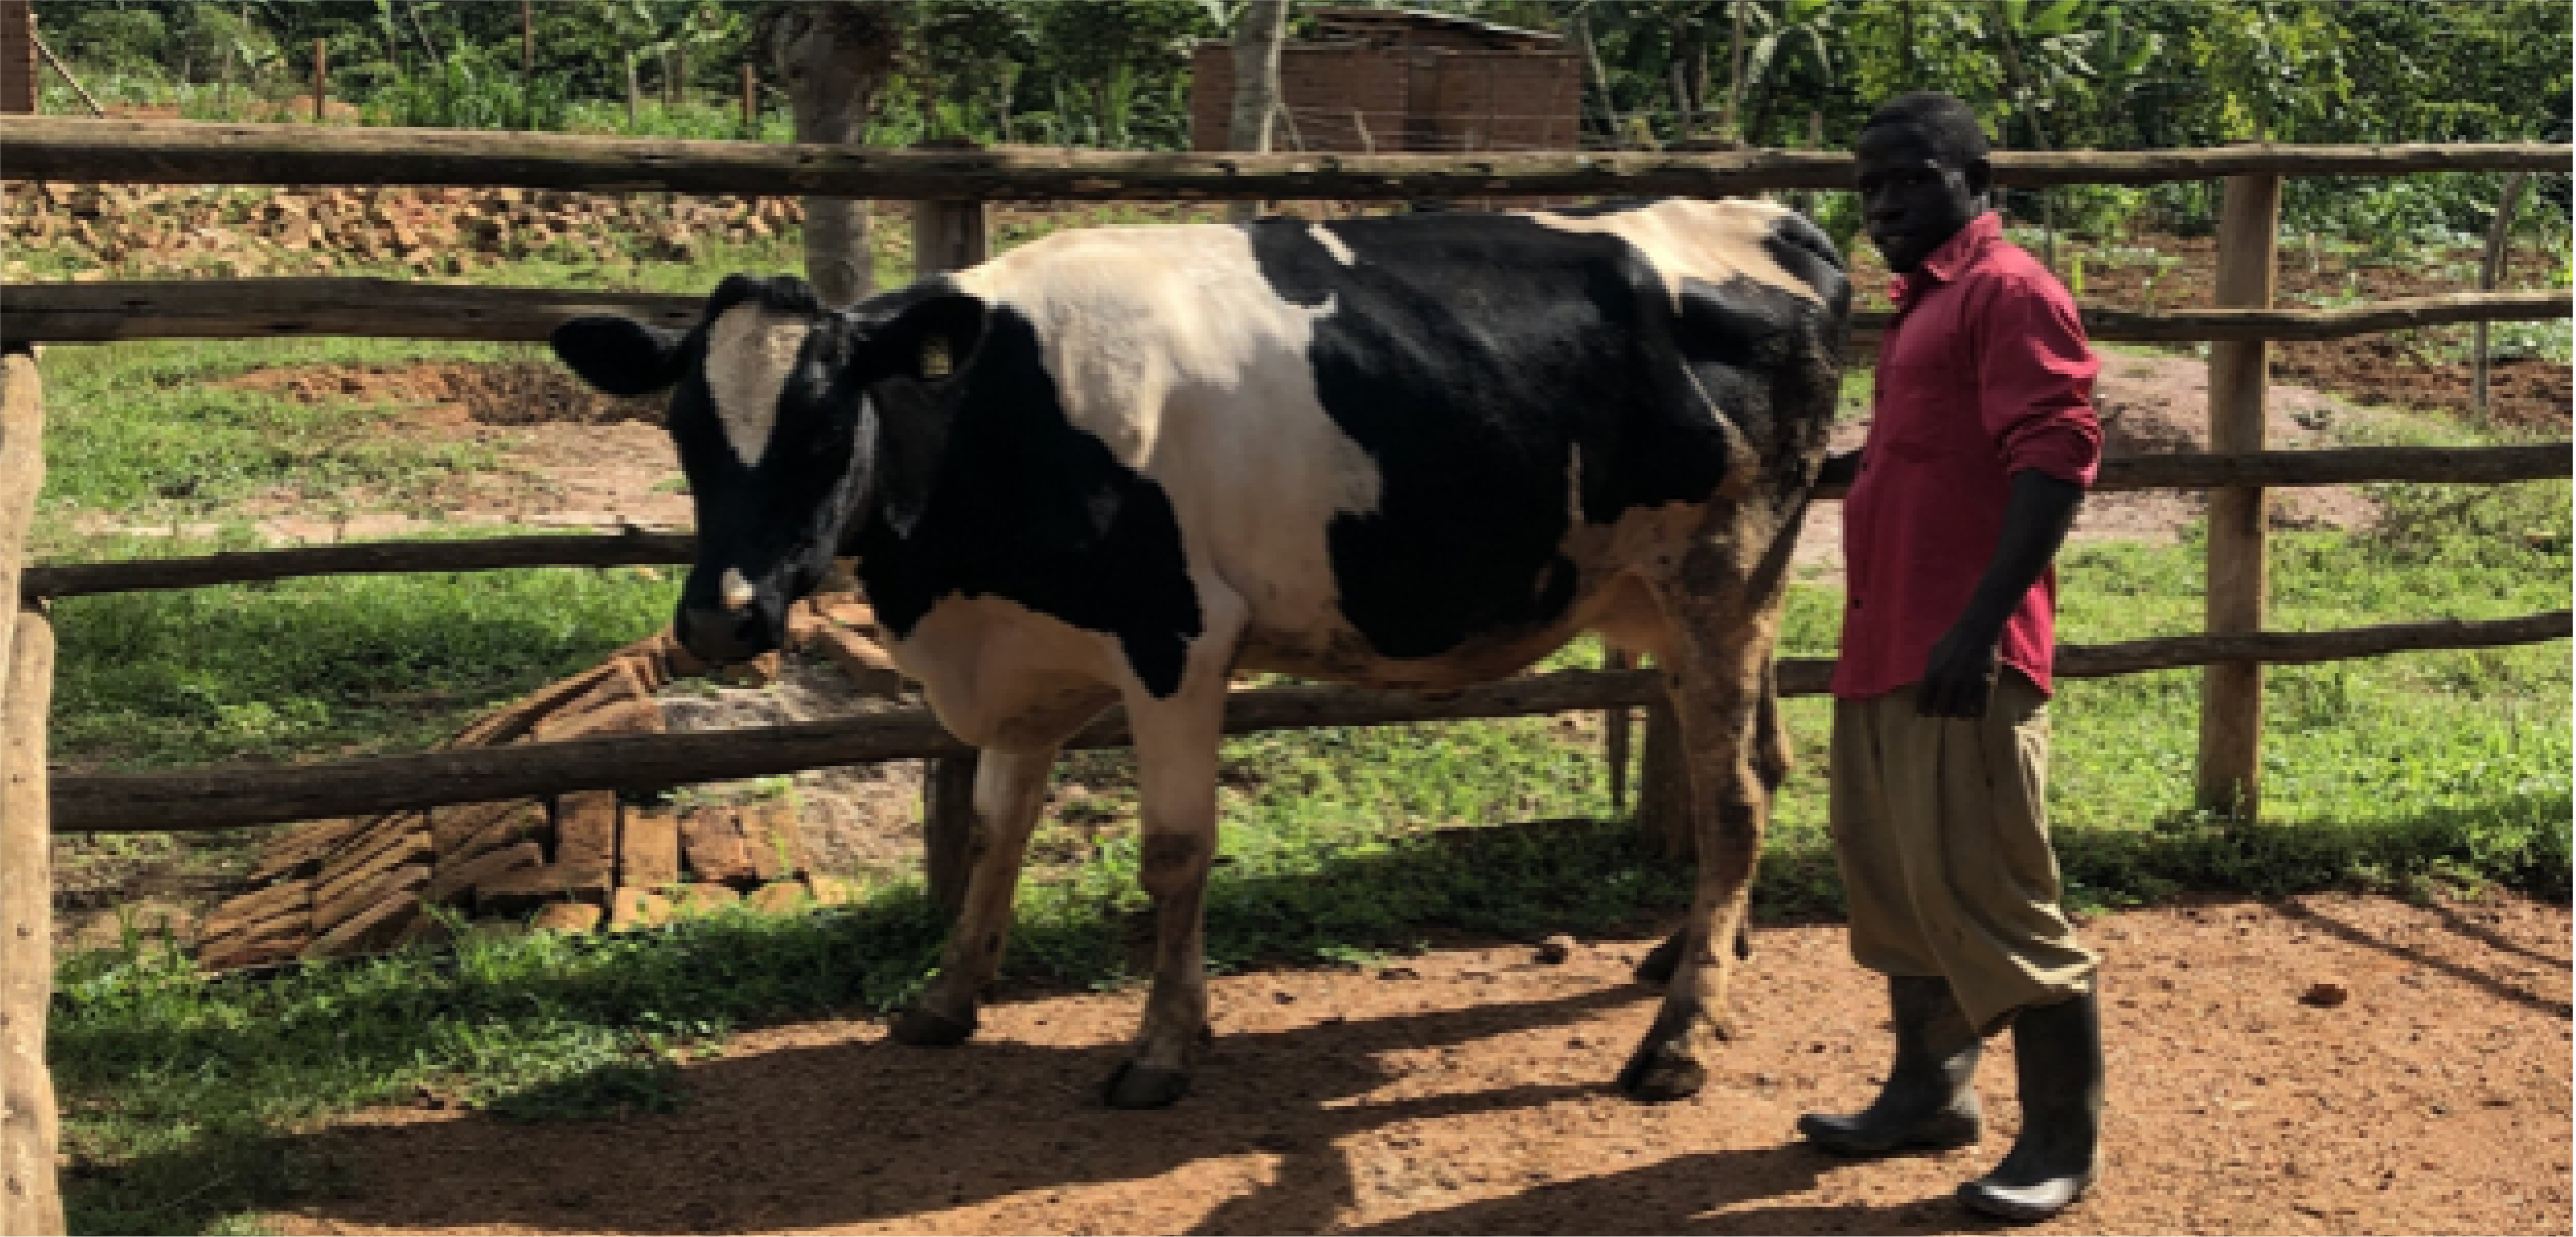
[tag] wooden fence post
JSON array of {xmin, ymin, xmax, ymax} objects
[
  {"xmin": 0, "ymin": 347, "xmax": 57, "ymax": 1235},
  {"xmin": 2196, "ymin": 170, "xmax": 2282, "ymax": 818},
  {"xmin": 2474, "ymin": 171, "xmax": 2531, "ymax": 422},
  {"xmin": 741, "ymin": 63, "xmax": 758, "ymax": 134},
  {"xmin": 910, "ymin": 175, "xmax": 990, "ymax": 918}
]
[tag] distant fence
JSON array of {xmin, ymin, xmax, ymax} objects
[{"xmin": 0, "ymin": 117, "xmax": 2569, "ymax": 1221}]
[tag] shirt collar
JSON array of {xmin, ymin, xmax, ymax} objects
[{"xmin": 1890, "ymin": 211, "xmax": 2002, "ymax": 306}]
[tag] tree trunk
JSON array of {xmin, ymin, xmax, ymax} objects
[
  {"xmin": 1226, "ymin": 0, "xmax": 1291, "ymax": 223},
  {"xmin": 762, "ymin": 1, "xmax": 900, "ymax": 306},
  {"xmin": 1722, "ymin": 0, "xmax": 1746, "ymax": 141}
]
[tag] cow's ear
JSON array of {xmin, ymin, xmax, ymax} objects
[
  {"xmin": 872, "ymin": 292, "xmax": 989, "ymax": 383},
  {"xmin": 551, "ymin": 316, "xmax": 688, "ymax": 397}
]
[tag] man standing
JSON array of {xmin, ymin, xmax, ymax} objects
[{"xmin": 1797, "ymin": 92, "xmax": 2105, "ymax": 1222}]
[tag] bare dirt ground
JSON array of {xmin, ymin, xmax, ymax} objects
[{"xmin": 261, "ymin": 891, "xmax": 2569, "ymax": 1236}]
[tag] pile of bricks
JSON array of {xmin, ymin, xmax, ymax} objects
[
  {"xmin": 0, "ymin": 182, "xmax": 808, "ymax": 279},
  {"xmin": 195, "ymin": 591, "xmax": 903, "ymax": 970}
]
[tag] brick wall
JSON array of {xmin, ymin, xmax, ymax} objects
[
  {"xmin": 1423, "ymin": 51, "xmax": 1582, "ymax": 152},
  {"xmin": 0, "ymin": 0, "xmax": 35, "ymax": 115},
  {"xmin": 1190, "ymin": 43, "xmax": 1577, "ymax": 155}
]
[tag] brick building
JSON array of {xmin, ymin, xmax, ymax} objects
[{"xmin": 1190, "ymin": 7, "xmax": 1581, "ymax": 154}]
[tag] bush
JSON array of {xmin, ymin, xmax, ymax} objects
[{"xmin": 360, "ymin": 44, "xmax": 569, "ymax": 132}]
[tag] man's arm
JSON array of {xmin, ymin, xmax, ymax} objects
[{"xmin": 1915, "ymin": 470, "xmax": 2084, "ymax": 718}]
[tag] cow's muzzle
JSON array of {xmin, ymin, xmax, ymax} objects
[{"xmin": 676, "ymin": 601, "xmax": 779, "ymax": 665}]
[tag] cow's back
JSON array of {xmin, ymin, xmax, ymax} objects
[{"xmin": 893, "ymin": 199, "xmax": 1843, "ymax": 690}]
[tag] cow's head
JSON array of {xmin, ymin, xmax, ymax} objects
[{"xmin": 551, "ymin": 274, "xmax": 986, "ymax": 663}]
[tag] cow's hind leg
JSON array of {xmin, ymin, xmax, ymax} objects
[
  {"xmin": 1631, "ymin": 673, "xmax": 1778, "ymax": 987},
  {"xmin": 890, "ymin": 746, "xmax": 1059, "ymax": 1047},
  {"xmin": 1617, "ymin": 562, "xmax": 1789, "ymax": 1101}
]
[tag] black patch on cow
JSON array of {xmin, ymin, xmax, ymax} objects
[
  {"xmin": 849, "ymin": 305, "xmax": 1204, "ymax": 698},
  {"xmin": 1245, "ymin": 209, "xmax": 1840, "ymax": 661}
]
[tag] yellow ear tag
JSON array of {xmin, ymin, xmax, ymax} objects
[{"xmin": 920, "ymin": 337, "xmax": 952, "ymax": 379}]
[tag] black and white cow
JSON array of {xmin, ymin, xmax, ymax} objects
[{"xmin": 553, "ymin": 196, "xmax": 1849, "ymax": 1108}]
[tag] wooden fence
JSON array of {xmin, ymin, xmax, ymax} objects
[{"xmin": 0, "ymin": 115, "xmax": 2569, "ymax": 1222}]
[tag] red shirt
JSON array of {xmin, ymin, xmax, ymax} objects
[{"xmin": 1834, "ymin": 213, "xmax": 2102, "ymax": 701}]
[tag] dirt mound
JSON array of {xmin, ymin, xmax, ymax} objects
[
  {"xmin": 221, "ymin": 360, "xmax": 664, "ymax": 426},
  {"xmin": 269, "ymin": 891, "xmax": 2570, "ymax": 1236}
]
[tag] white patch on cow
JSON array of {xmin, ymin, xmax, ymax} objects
[
  {"xmin": 950, "ymin": 225, "xmax": 1381, "ymax": 639},
  {"xmin": 1529, "ymin": 198, "xmax": 1820, "ymax": 308},
  {"xmin": 704, "ymin": 303, "xmax": 814, "ymax": 468},
  {"xmin": 1310, "ymin": 223, "xmax": 1357, "ymax": 265},
  {"xmin": 719, "ymin": 566, "xmax": 756, "ymax": 612}
]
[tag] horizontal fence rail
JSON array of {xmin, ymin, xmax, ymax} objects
[
  {"xmin": 6, "ymin": 279, "xmax": 2565, "ymax": 348},
  {"xmin": 49, "ymin": 611, "xmax": 2571, "ymax": 834},
  {"xmin": 18, "ymin": 445, "xmax": 2567, "ymax": 600},
  {"xmin": 0, "ymin": 281, "xmax": 702, "ymax": 346},
  {"xmin": 1, "ymin": 118, "xmax": 2565, "ymax": 199}
]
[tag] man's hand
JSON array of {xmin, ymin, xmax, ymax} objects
[
  {"xmin": 1913, "ymin": 470, "xmax": 2086, "ymax": 719},
  {"xmin": 1916, "ymin": 618, "xmax": 2004, "ymax": 717}
]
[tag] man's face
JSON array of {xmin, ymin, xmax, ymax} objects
[{"xmin": 1853, "ymin": 123, "xmax": 1987, "ymax": 275}]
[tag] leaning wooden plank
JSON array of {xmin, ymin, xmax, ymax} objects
[
  {"xmin": 0, "ymin": 611, "xmax": 60, "ymax": 1237},
  {"xmin": 302, "ymin": 884, "xmax": 422, "ymax": 959},
  {"xmin": 0, "ymin": 118, "xmax": 2561, "ymax": 197},
  {"xmin": 441, "ymin": 663, "xmax": 619, "ymax": 750},
  {"xmin": 246, "ymin": 817, "xmax": 360, "ymax": 883},
  {"xmin": 45, "ymin": 611, "xmax": 2575, "ymax": 835},
  {"xmin": 314, "ymin": 862, "xmax": 430, "ymax": 938}
]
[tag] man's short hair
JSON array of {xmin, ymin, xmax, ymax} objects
[{"xmin": 1860, "ymin": 92, "xmax": 1992, "ymax": 167}]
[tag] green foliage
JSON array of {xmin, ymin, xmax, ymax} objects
[{"xmin": 359, "ymin": 41, "xmax": 569, "ymax": 131}]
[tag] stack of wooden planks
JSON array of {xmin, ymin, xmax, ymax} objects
[{"xmin": 196, "ymin": 592, "xmax": 897, "ymax": 969}]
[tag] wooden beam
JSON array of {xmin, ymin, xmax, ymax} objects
[
  {"xmin": 16, "ymin": 444, "xmax": 2565, "ymax": 601},
  {"xmin": 2198, "ymin": 172, "xmax": 2283, "ymax": 819},
  {"xmin": 0, "ymin": 279, "xmax": 700, "ymax": 346},
  {"xmin": 0, "ymin": 118, "xmax": 2563, "ymax": 199},
  {"xmin": 0, "ymin": 610, "xmax": 59, "ymax": 1237},
  {"xmin": 10, "ymin": 279, "xmax": 2560, "ymax": 348},
  {"xmin": 49, "ymin": 611, "xmax": 2572, "ymax": 835},
  {"xmin": 0, "ymin": 351, "xmax": 55, "ymax": 1235},
  {"xmin": 21, "ymin": 528, "xmax": 694, "ymax": 599},
  {"xmin": 1857, "ymin": 290, "xmax": 2572, "ymax": 348},
  {"xmin": 907, "ymin": 188, "xmax": 991, "ymax": 919}
]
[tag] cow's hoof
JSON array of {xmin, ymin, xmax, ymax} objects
[
  {"xmin": 1102, "ymin": 1060, "xmax": 1191, "ymax": 1109},
  {"xmin": 889, "ymin": 1005, "xmax": 978, "ymax": 1047},
  {"xmin": 1633, "ymin": 931, "xmax": 1685, "ymax": 985},
  {"xmin": 1616, "ymin": 1038, "xmax": 1707, "ymax": 1103}
]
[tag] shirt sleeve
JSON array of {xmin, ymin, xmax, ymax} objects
[{"xmin": 1972, "ymin": 269, "xmax": 2103, "ymax": 487}]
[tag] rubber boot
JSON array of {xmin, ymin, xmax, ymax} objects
[
  {"xmin": 1959, "ymin": 989, "xmax": 2104, "ymax": 1222},
  {"xmin": 1797, "ymin": 975, "xmax": 1983, "ymax": 1155}
]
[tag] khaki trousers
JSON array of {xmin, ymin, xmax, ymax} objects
[{"xmin": 1829, "ymin": 673, "xmax": 2098, "ymax": 1034}]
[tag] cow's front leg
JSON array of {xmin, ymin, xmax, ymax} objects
[
  {"xmin": 1618, "ymin": 605, "xmax": 1782, "ymax": 1103},
  {"xmin": 1104, "ymin": 590, "xmax": 1243, "ymax": 1109},
  {"xmin": 1103, "ymin": 686, "xmax": 1231, "ymax": 1108},
  {"xmin": 890, "ymin": 746, "xmax": 1057, "ymax": 1047}
]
